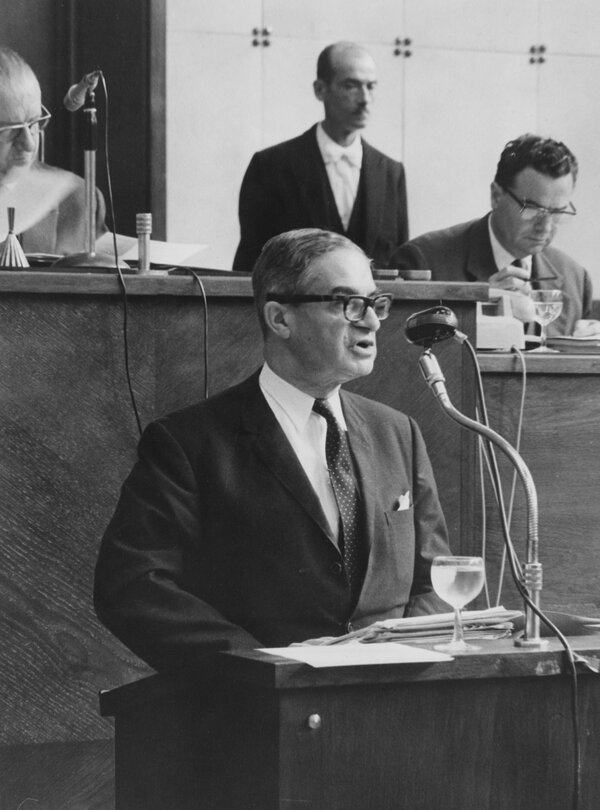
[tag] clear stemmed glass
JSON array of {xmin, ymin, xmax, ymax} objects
[
  {"xmin": 529, "ymin": 289, "xmax": 563, "ymax": 353},
  {"xmin": 430, "ymin": 556, "xmax": 485, "ymax": 654}
]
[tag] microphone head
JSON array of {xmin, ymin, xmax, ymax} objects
[{"xmin": 405, "ymin": 305, "xmax": 459, "ymax": 348}]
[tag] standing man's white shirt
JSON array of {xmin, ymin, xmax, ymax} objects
[{"xmin": 316, "ymin": 122, "xmax": 362, "ymax": 231}]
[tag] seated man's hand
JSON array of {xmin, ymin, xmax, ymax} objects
[
  {"xmin": 489, "ymin": 288, "xmax": 537, "ymax": 323},
  {"xmin": 573, "ymin": 319, "xmax": 600, "ymax": 337},
  {"xmin": 488, "ymin": 264, "xmax": 531, "ymax": 293}
]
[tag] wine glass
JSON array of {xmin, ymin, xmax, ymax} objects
[
  {"xmin": 430, "ymin": 556, "xmax": 485, "ymax": 654},
  {"xmin": 529, "ymin": 289, "xmax": 563, "ymax": 353}
]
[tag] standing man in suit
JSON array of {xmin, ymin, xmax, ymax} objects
[
  {"xmin": 393, "ymin": 134, "xmax": 592, "ymax": 336},
  {"xmin": 95, "ymin": 228, "xmax": 449, "ymax": 672},
  {"xmin": 232, "ymin": 42, "xmax": 408, "ymax": 272}
]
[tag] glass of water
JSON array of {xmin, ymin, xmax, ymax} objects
[
  {"xmin": 431, "ymin": 556, "xmax": 485, "ymax": 653},
  {"xmin": 529, "ymin": 289, "xmax": 563, "ymax": 352}
]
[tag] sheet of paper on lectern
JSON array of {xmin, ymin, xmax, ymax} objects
[
  {"xmin": 95, "ymin": 232, "xmax": 209, "ymax": 267},
  {"xmin": 258, "ymin": 642, "xmax": 453, "ymax": 668}
]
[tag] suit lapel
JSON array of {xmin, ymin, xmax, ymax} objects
[
  {"xmin": 532, "ymin": 253, "xmax": 565, "ymax": 291},
  {"xmin": 465, "ymin": 215, "xmax": 497, "ymax": 281},
  {"xmin": 290, "ymin": 126, "xmax": 342, "ymax": 231},
  {"xmin": 360, "ymin": 141, "xmax": 385, "ymax": 251},
  {"xmin": 340, "ymin": 393, "xmax": 377, "ymax": 555},
  {"xmin": 241, "ymin": 375, "xmax": 337, "ymax": 544}
]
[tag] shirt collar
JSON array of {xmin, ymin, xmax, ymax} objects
[
  {"xmin": 316, "ymin": 122, "xmax": 362, "ymax": 169},
  {"xmin": 259, "ymin": 362, "xmax": 347, "ymax": 431},
  {"xmin": 488, "ymin": 214, "xmax": 531, "ymax": 274}
]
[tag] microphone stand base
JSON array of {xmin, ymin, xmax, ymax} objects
[
  {"xmin": 51, "ymin": 251, "xmax": 132, "ymax": 273},
  {"xmin": 514, "ymin": 635, "xmax": 550, "ymax": 649}
]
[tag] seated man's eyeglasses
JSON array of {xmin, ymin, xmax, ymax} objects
[
  {"xmin": 266, "ymin": 292, "xmax": 393, "ymax": 322},
  {"xmin": 503, "ymin": 186, "xmax": 577, "ymax": 223},
  {"xmin": 0, "ymin": 105, "xmax": 52, "ymax": 143}
]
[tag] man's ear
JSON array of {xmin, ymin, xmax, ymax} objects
[
  {"xmin": 263, "ymin": 301, "xmax": 292, "ymax": 339},
  {"xmin": 313, "ymin": 78, "xmax": 326, "ymax": 102},
  {"xmin": 490, "ymin": 181, "xmax": 502, "ymax": 210}
]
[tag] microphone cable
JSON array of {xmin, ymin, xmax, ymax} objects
[
  {"xmin": 97, "ymin": 71, "xmax": 142, "ymax": 436},
  {"xmin": 460, "ymin": 336, "xmax": 598, "ymax": 810},
  {"xmin": 187, "ymin": 270, "xmax": 209, "ymax": 400}
]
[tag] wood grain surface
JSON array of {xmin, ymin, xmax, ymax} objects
[
  {"xmin": 0, "ymin": 278, "xmax": 480, "ymax": 756},
  {"xmin": 480, "ymin": 358, "xmax": 600, "ymax": 618}
]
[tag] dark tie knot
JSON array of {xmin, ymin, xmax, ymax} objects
[
  {"xmin": 313, "ymin": 397, "xmax": 334, "ymax": 421},
  {"xmin": 313, "ymin": 398, "xmax": 343, "ymax": 448}
]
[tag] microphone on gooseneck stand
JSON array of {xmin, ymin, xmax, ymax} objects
[
  {"xmin": 63, "ymin": 70, "xmax": 101, "ymax": 113},
  {"xmin": 53, "ymin": 70, "xmax": 128, "ymax": 271},
  {"xmin": 404, "ymin": 305, "xmax": 545, "ymax": 647}
]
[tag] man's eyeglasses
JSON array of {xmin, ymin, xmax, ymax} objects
[
  {"xmin": 503, "ymin": 186, "xmax": 577, "ymax": 223},
  {"xmin": 266, "ymin": 293, "xmax": 393, "ymax": 322},
  {"xmin": 0, "ymin": 105, "xmax": 52, "ymax": 143}
]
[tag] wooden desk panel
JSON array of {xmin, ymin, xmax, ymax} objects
[
  {"xmin": 101, "ymin": 640, "xmax": 600, "ymax": 810},
  {"xmin": 0, "ymin": 275, "xmax": 483, "ymax": 748},
  {"xmin": 479, "ymin": 353, "xmax": 600, "ymax": 617}
]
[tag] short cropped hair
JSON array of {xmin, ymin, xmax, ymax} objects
[
  {"xmin": 0, "ymin": 46, "xmax": 38, "ymax": 88},
  {"xmin": 494, "ymin": 134, "xmax": 578, "ymax": 188},
  {"xmin": 316, "ymin": 45, "xmax": 337, "ymax": 84},
  {"xmin": 316, "ymin": 42, "xmax": 367, "ymax": 84},
  {"xmin": 252, "ymin": 228, "xmax": 368, "ymax": 335}
]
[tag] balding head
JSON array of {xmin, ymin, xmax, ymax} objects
[{"xmin": 313, "ymin": 42, "xmax": 377, "ymax": 145}]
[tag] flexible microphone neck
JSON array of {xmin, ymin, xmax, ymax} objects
[{"xmin": 406, "ymin": 308, "xmax": 545, "ymax": 647}]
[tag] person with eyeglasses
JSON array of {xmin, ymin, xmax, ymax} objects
[
  {"xmin": 232, "ymin": 41, "xmax": 408, "ymax": 272},
  {"xmin": 95, "ymin": 228, "xmax": 450, "ymax": 671},
  {"xmin": 0, "ymin": 47, "xmax": 106, "ymax": 256},
  {"xmin": 392, "ymin": 133, "xmax": 593, "ymax": 336}
]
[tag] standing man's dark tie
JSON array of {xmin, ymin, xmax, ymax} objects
[{"xmin": 313, "ymin": 398, "xmax": 366, "ymax": 602}]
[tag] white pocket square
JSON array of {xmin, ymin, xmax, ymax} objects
[{"xmin": 395, "ymin": 491, "xmax": 411, "ymax": 511}]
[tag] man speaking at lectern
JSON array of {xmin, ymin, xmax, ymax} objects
[
  {"xmin": 232, "ymin": 42, "xmax": 409, "ymax": 272},
  {"xmin": 95, "ymin": 228, "xmax": 449, "ymax": 672}
]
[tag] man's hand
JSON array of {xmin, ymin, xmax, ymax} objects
[{"xmin": 488, "ymin": 264, "xmax": 531, "ymax": 293}]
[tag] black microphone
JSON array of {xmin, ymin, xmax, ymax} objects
[
  {"xmin": 404, "ymin": 305, "xmax": 466, "ymax": 348},
  {"xmin": 63, "ymin": 70, "xmax": 101, "ymax": 112}
]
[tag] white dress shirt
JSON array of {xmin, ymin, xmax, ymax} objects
[
  {"xmin": 316, "ymin": 122, "xmax": 362, "ymax": 231},
  {"xmin": 259, "ymin": 363, "xmax": 346, "ymax": 541}
]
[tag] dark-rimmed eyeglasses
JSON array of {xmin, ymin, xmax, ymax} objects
[
  {"xmin": 0, "ymin": 104, "xmax": 52, "ymax": 143},
  {"xmin": 503, "ymin": 186, "xmax": 577, "ymax": 223},
  {"xmin": 266, "ymin": 293, "xmax": 393, "ymax": 322}
]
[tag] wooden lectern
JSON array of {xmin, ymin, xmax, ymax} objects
[{"xmin": 100, "ymin": 638, "xmax": 600, "ymax": 810}]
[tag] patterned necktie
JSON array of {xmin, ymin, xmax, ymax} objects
[{"xmin": 313, "ymin": 398, "xmax": 365, "ymax": 601}]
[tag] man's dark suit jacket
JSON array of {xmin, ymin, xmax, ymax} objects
[
  {"xmin": 393, "ymin": 214, "xmax": 592, "ymax": 336},
  {"xmin": 232, "ymin": 125, "xmax": 408, "ymax": 271},
  {"xmin": 94, "ymin": 371, "xmax": 450, "ymax": 672}
]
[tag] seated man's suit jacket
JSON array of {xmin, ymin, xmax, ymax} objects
[
  {"xmin": 393, "ymin": 214, "xmax": 592, "ymax": 336},
  {"xmin": 232, "ymin": 124, "xmax": 408, "ymax": 271},
  {"xmin": 94, "ymin": 371, "xmax": 450, "ymax": 672}
]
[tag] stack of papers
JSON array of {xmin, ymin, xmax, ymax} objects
[
  {"xmin": 546, "ymin": 335, "xmax": 600, "ymax": 354},
  {"xmin": 258, "ymin": 643, "xmax": 453, "ymax": 668},
  {"xmin": 303, "ymin": 607, "xmax": 522, "ymax": 647}
]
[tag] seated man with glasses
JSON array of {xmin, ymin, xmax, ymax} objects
[
  {"xmin": 94, "ymin": 227, "xmax": 450, "ymax": 672},
  {"xmin": 0, "ymin": 47, "xmax": 106, "ymax": 256},
  {"xmin": 392, "ymin": 134, "xmax": 592, "ymax": 336}
]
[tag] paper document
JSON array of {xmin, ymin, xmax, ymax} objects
[
  {"xmin": 258, "ymin": 642, "xmax": 452, "ymax": 668},
  {"xmin": 95, "ymin": 232, "xmax": 209, "ymax": 268}
]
